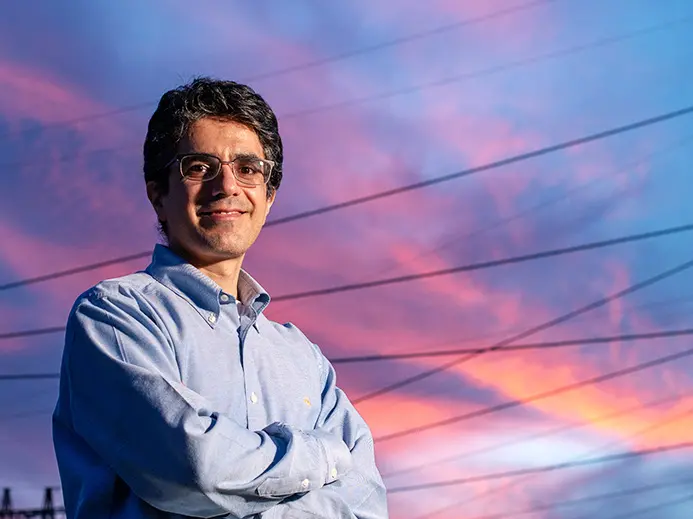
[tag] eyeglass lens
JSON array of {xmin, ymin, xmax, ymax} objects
[{"xmin": 180, "ymin": 155, "xmax": 268, "ymax": 185}]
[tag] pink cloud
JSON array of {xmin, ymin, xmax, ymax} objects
[
  {"xmin": 0, "ymin": 219, "xmax": 152, "ymax": 331},
  {"xmin": 0, "ymin": 58, "xmax": 130, "ymax": 146}
]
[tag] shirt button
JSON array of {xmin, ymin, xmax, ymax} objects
[
  {"xmin": 208, "ymin": 314, "xmax": 217, "ymax": 323},
  {"xmin": 220, "ymin": 294, "xmax": 229, "ymax": 302},
  {"xmin": 330, "ymin": 467, "xmax": 338, "ymax": 480},
  {"xmin": 301, "ymin": 479, "xmax": 310, "ymax": 489},
  {"xmin": 250, "ymin": 392, "xmax": 258, "ymax": 404}
]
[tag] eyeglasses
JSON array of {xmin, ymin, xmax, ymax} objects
[{"xmin": 165, "ymin": 153, "xmax": 274, "ymax": 186}]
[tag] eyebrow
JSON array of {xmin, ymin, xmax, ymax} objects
[
  {"xmin": 233, "ymin": 152, "xmax": 265, "ymax": 161},
  {"xmin": 185, "ymin": 152, "xmax": 266, "ymax": 161}
]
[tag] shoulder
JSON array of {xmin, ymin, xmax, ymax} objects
[
  {"xmin": 65, "ymin": 272, "xmax": 175, "ymax": 351},
  {"xmin": 68, "ymin": 272, "xmax": 162, "ymax": 324},
  {"xmin": 74, "ymin": 272, "xmax": 156, "ymax": 305}
]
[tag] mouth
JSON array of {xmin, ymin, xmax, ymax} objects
[{"xmin": 198, "ymin": 209, "xmax": 247, "ymax": 221}]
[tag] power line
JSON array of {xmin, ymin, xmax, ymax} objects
[
  {"xmin": 245, "ymin": 0, "xmax": 559, "ymax": 82},
  {"xmin": 387, "ymin": 442, "xmax": 693, "ymax": 493},
  {"xmin": 412, "ymin": 394, "xmax": 693, "ymax": 518},
  {"xmin": 0, "ymin": 326, "xmax": 67, "ymax": 341},
  {"xmin": 601, "ymin": 491, "xmax": 693, "ymax": 519},
  {"xmin": 332, "ymin": 328, "xmax": 693, "ymax": 364},
  {"xmin": 460, "ymin": 479, "xmax": 693, "ymax": 519},
  {"xmin": 279, "ymin": 15, "xmax": 693, "ymax": 120},
  {"xmin": 376, "ymin": 340, "xmax": 693, "ymax": 442},
  {"xmin": 369, "ymin": 133, "xmax": 689, "ymax": 279},
  {"xmin": 271, "ymin": 224, "xmax": 693, "ymax": 301},
  {"xmin": 0, "ymin": 224, "xmax": 693, "ymax": 310},
  {"xmin": 4, "ymin": 327, "xmax": 692, "ymax": 383},
  {"xmin": 382, "ymin": 389, "xmax": 690, "ymax": 479},
  {"xmin": 0, "ymin": 408, "xmax": 55, "ymax": 422},
  {"xmin": 390, "ymin": 127, "xmax": 693, "ymax": 286},
  {"xmin": 2, "ymin": 291, "xmax": 688, "ymax": 347},
  {"xmin": 353, "ymin": 257, "xmax": 693, "ymax": 404},
  {"xmin": 3, "ymin": 14, "xmax": 688, "ymax": 175},
  {"xmin": 263, "ymin": 107, "xmax": 693, "ymax": 227},
  {"xmin": 3, "ymin": 224, "xmax": 692, "ymax": 343},
  {"xmin": 0, "ymin": 373, "xmax": 59, "ymax": 381},
  {"xmin": 0, "ymin": 0, "xmax": 555, "ymax": 141},
  {"xmin": 0, "ymin": 251, "xmax": 151, "ymax": 292},
  {"xmin": 367, "ymin": 293, "xmax": 693, "ymax": 362},
  {"xmin": 2, "ymin": 102, "xmax": 693, "ymax": 295},
  {"xmin": 4, "ymin": 328, "xmax": 692, "ymax": 382},
  {"xmin": 3, "ymin": 13, "xmax": 687, "ymax": 179}
]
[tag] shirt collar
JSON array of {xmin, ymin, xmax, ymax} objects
[{"xmin": 145, "ymin": 244, "xmax": 271, "ymax": 327}]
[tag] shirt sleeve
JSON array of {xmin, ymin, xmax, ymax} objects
[
  {"xmin": 57, "ymin": 285, "xmax": 353, "ymax": 518},
  {"xmin": 262, "ymin": 337, "xmax": 389, "ymax": 519}
]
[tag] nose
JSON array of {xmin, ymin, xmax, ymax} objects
[{"xmin": 210, "ymin": 163, "xmax": 242, "ymax": 197}]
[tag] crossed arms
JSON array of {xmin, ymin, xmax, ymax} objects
[{"xmin": 57, "ymin": 288, "xmax": 388, "ymax": 518}]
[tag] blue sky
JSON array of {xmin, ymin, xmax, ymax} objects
[{"xmin": 0, "ymin": 1, "xmax": 692, "ymax": 516}]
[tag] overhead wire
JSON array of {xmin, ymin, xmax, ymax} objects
[
  {"xmin": 2, "ymin": 65, "xmax": 693, "ymax": 292},
  {"xmin": 367, "ymin": 133, "xmax": 692, "ymax": 280},
  {"xmin": 388, "ymin": 442, "xmax": 693, "ymax": 493},
  {"xmin": 600, "ymin": 491, "xmax": 693, "ymax": 519},
  {"xmin": 3, "ymin": 328, "xmax": 693, "ymax": 382},
  {"xmin": 382, "ymin": 388, "xmax": 692, "ymax": 480},
  {"xmin": 271, "ymin": 224, "xmax": 693, "ymax": 301},
  {"xmin": 375, "ymin": 336, "xmax": 693, "ymax": 442},
  {"xmin": 457, "ymin": 478, "xmax": 693, "ymax": 519},
  {"xmin": 0, "ymin": 0, "xmax": 557, "ymax": 141},
  {"xmin": 414, "ymin": 404, "xmax": 693, "ymax": 517},
  {"xmin": 331, "ymin": 328, "xmax": 693, "ymax": 364},
  {"xmin": 353, "ymin": 257, "xmax": 693, "ymax": 404},
  {"xmin": 279, "ymin": 15, "xmax": 693, "ymax": 120},
  {"xmin": 2, "ymin": 224, "xmax": 692, "ymax": 341}
]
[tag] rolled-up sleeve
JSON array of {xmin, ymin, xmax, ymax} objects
[
  {"xmin": 59, "ymin": 287, "xmax": 353, "ymax": 518},
  {"xmin": 263, "ymin": 340, "xmax": 388, "ymax": 518}
]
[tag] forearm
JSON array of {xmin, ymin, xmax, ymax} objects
[
  {"xmin": 263, "ymin": 469, "xmax": 387, "ymax": 519},
  {"xmin": 284, "ymin": 340, "xmax": 389, "ymax": 519},
  {"xmin": 68, "ymin": 362, "xmax": 352, "ymax": 516},
  {"xmin": 64, "ymin": 298, "xmax": 353, "ymax": 517}
]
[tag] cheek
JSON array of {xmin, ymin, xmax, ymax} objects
[
  {"xmin": 247, "ymin": 191, "xmax": 268, "ymax": 217},
  {"xmin": 165, "ymin": 186, "xmax": 198, "ymax": 223}
]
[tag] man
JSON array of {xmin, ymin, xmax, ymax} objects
[{"xmin": 52, "ymin": 77, "xmax": 388, "ymax": 519}]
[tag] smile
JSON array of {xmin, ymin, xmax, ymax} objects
[{"xmin": 199, "ymin": 210, "xmax": 246, "ymax": 220}]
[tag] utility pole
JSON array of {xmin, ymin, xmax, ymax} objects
[
  {"xmin": 0, "ymin": 488, "xmax": 65, "ymax": 518},
  {"xmin": 40, "ymin": 487, "xmax": 55, "ymax": 519},
  {"xmin": 1, "ymin": 488, "xmax": 13, "ymax": 519}
]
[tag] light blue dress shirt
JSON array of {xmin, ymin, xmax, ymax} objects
[{"xmin": 52, "ymin": 244, "xmax": 388, "ymax": 518}]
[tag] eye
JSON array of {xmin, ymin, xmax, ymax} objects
[
  {"xmin": 181, "ymin": 156, "xmax": 218, "ymax": 178},
  {"xmin": 236, "ymin": 159, "xmax": 263, "ymax": 176},
  {"xmin": 187, "ymin": 162, "xmax": 210, "ymax": 173}
]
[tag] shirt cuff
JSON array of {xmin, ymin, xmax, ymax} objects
[{"xmin": 310, "ymin": 428, "xmax": 353, "ymax": 485}]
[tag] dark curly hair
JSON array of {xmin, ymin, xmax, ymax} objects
[{"xmin": 143, "ymin": 77, "xmax": 283, "ymax": 236}]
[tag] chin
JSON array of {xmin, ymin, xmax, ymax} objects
[{"xmin": 202, "ymin": 237, "xmax": 250, "ymax": 259}]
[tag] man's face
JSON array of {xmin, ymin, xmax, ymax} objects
[{"xmin": 147, "ymin": 118, "xmax": 275, "ymax": 264}]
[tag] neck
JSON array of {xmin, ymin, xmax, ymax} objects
[
  {"xmin": 170, "ymin": 244, "xmax": 245, "ymax": 298},
  {"xmin": 196, "ymin": 259, "xmax": 244, "ymax": 298}
]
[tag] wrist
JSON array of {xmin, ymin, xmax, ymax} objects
[{"xmin": 311, "ymin": 428, "xmax": 352, "ymax": 485}]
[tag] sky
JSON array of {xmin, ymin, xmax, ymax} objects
[{"xmin": 0, "ymin": 0, "xmax": 692, "ymax": 516}]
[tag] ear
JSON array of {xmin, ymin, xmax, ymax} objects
[
  {"xmin": 146, "ymin": 181, "xmax": 167, "ymax": 224},
  {"xmin": 265, "ymin": 190, "xmax": 276, "ymax": 218}
]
